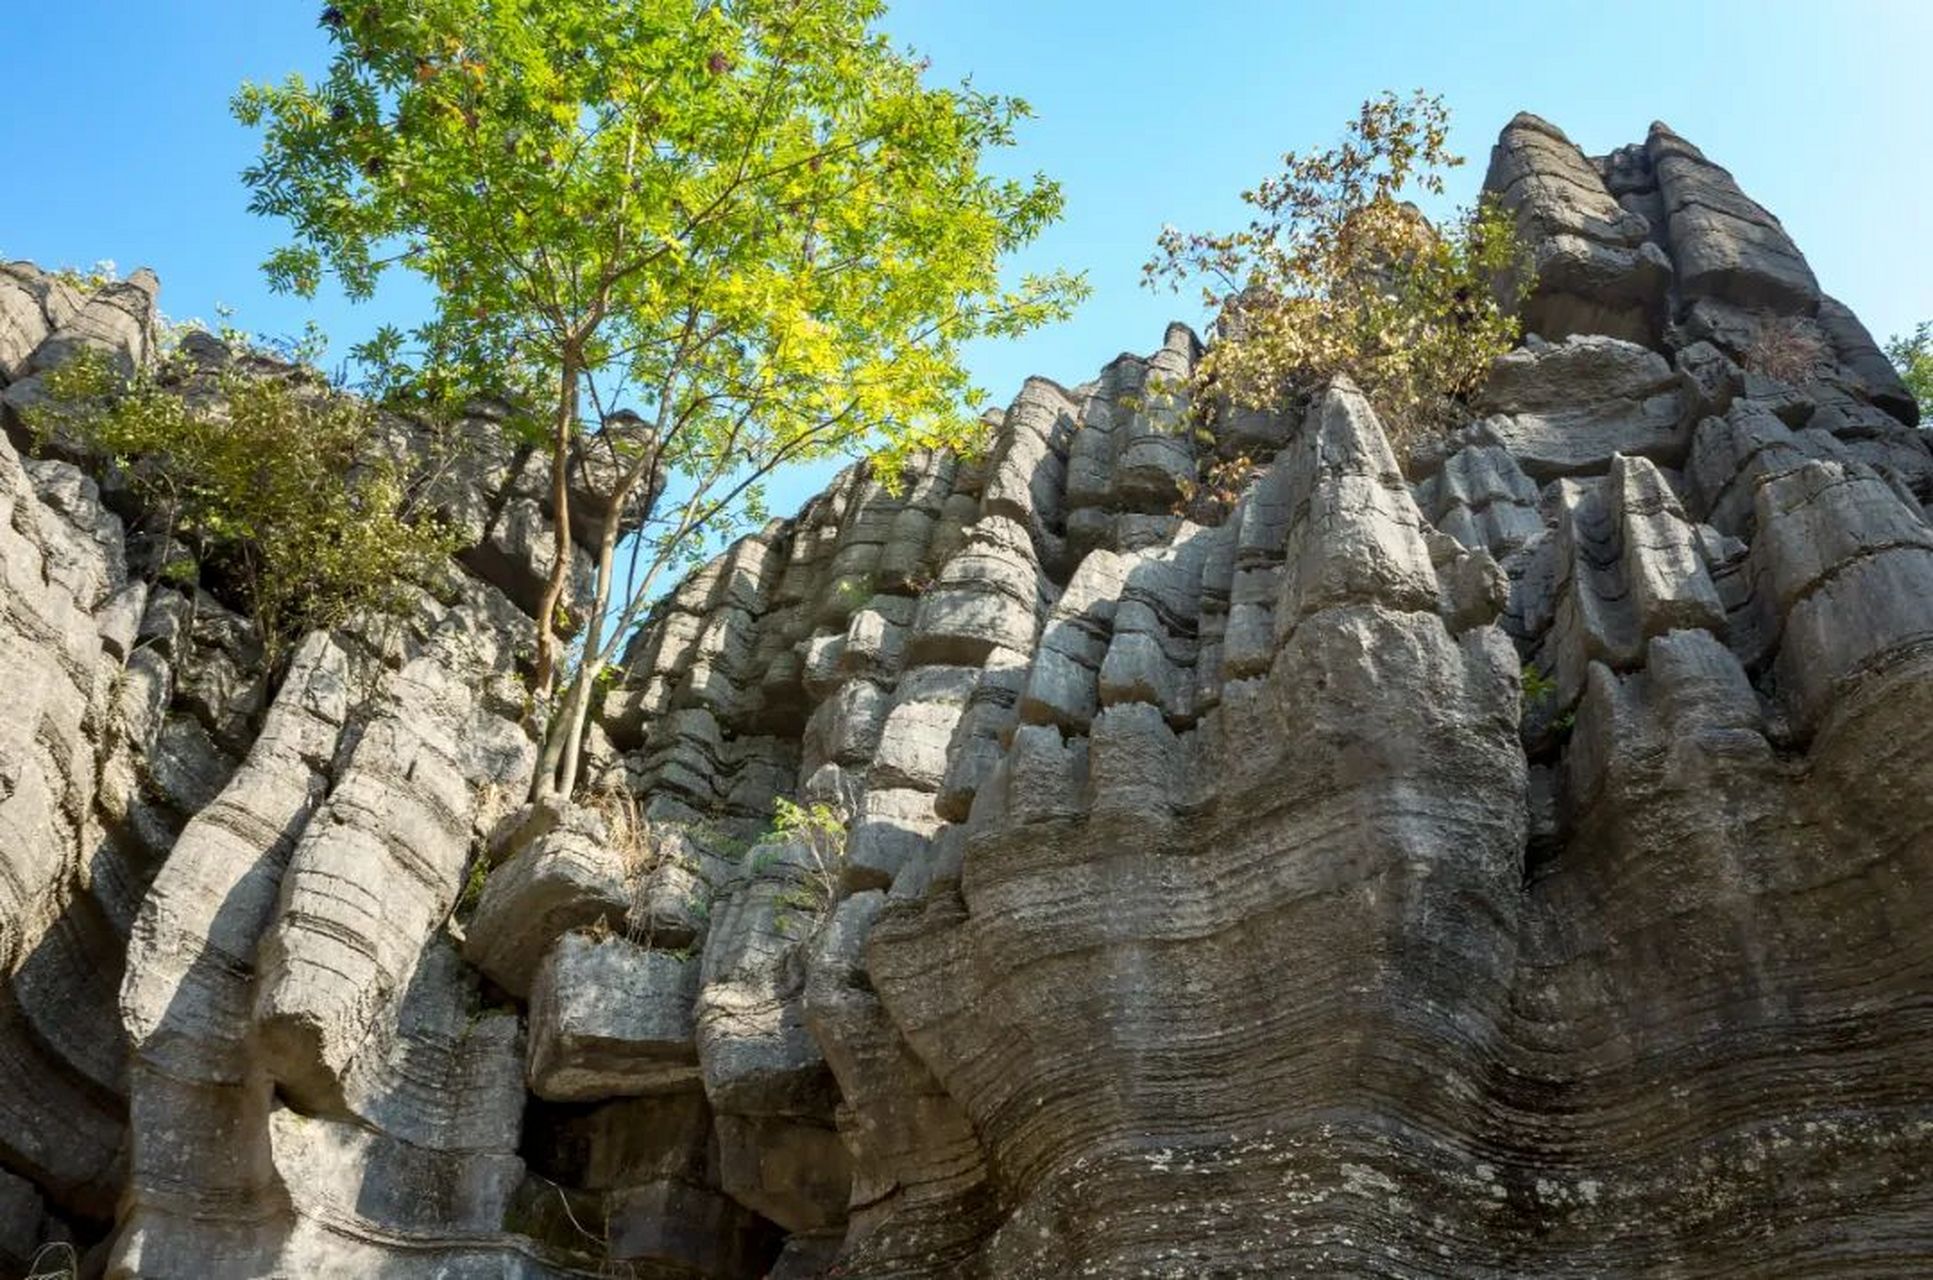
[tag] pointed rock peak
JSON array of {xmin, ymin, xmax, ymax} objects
[
  {"xmin": 1304, "ymin": 376, "xmax": 1404, "ymax": 482},
  {"xmin": 1163, "ymin": 321, "xmax": 1203, "ymax": 360},
  {"xmin": 1645, "ymin": 120, "xmax": 1707, "ymax": 162},
  {"xmin": 1504, "ymin": 111, "xmax": 1571, "ymax": 141}
]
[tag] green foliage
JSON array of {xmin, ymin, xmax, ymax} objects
[
  {"xmin": 771, "ymin": 795, "xmax": 848, "ymax": 849},
  {"xmin": 1887, "ymin": 321, "xmax": 1933, "ymax": 418},
  {"xmin": 29, "ymin": 349, "xmax": 462, "ymax": 662},
  {"xmin": 830, "ymin": 571, "xmax": 876, "ymax": 613},
  {"xmin": 49, "ymin": 258, "xmax": 123, "ymax": 293},
  {"xmin": 455, "ymin": 853, "xmax": 490, "ymax": 917},
  {"xmin": 766, "ymin": 794, "xmax": 849, "ymax": 938},
  {"xmin": 1520, "ymin": 663, "xmax": 1556, "ymax": 709},
  {"xmin": 1520, "ymin": 663, "xmax": 1575, "ymax": 736},
  {"xmin": 1145, "ymin": 90, "xmax": 1533, "ymax": 447},
  {"xmin": 234, "ymin": 0, "xmax": 1089, "ymax": 799}
]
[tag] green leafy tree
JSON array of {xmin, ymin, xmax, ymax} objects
[
  {"xmin": 1144, "ymin": 90, "xmax": 1530, "ymax": 449},
  {"xmin": 235, "ymin": 0, "xmax": 1085, "ymax": 801},
  {"xmin": 1886, "ymin": 321, "xmax": 1932, "ymax": 419}
]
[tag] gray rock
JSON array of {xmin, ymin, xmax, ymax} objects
[
  {"xmin": 908, "ymin": 514, "xmax": 1041, "ymax": 666},
  {"xmin": 464, "ymin": 821, "xmax": 635, "ymax": 999},
  {"xmin": 1470, "ymin": 334, "xmax": 1691, "ymax": 480},
  {"xmin": 527, "ymin": 933, "xmax": 700, "ymax": 1100},
  {"xmin": 1484, "ymin": 114, "xmax": 1671, "ymax": 344},
  {"xmin": 606, "ymin": 1178, "xmax": 778, "ymax": 1275},
  {"xmin": 1647, "ymin": 121, "xmax": 1820, "ymax": 314},
  {"xmin": 0, "ymin": 263, "xmax": 81, "ymax": 385},
  {"xmin": 1817, "ymin": 294, "xmax": 1920, "ymax": 426},
  {"xmin": 1541, "ymin": 454, "xmax": 1726, "ymax": 712},
  {"xmin": 1415, "ymin": 443, "xmax": 1544, "ymax": 558},
  {"xmin": 0, "ymin": 129, "xmax": 1920, "ymax": 1275}
]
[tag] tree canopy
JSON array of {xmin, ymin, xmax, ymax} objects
[
  {"xmin": 235, "ymin": 0, "xmax": 1086, "ymax": 798},
  {"xmin": 1145, "ymin": 90, "xmax": 1529, "ymax": 448}
]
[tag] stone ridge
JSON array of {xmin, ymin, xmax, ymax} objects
[{"xmin": 0, "ymin": 110, "xmax": 1928, "ymax": 1277}]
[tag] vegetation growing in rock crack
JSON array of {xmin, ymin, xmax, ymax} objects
[
  {"xmin": 28, "ymin": 348, "xmax": 462, "ymax": 665},
  {"xmin": 766, "ymin": 793, "xmax": 850, "ymax": 938},
  {"xmin": 233, "ymin": 0, "xmax": 1089, "ymax": 805},
  {"xmin": 1742, "ymin": 314, "xmax": 1828, "ymax": 384},
  {"xmin": 1144, "ymin": 90, "xmax": 1533, "ymax": 453}
]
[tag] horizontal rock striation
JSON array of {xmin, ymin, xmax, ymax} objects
[{"xmin": 0, "ymin": 107, "xmax": 1926, "ymax": 1277}]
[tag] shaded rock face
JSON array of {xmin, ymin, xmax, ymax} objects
[{"xmin": 0, "ymin": 106, "xmax": 1927, "ymax": 1278}]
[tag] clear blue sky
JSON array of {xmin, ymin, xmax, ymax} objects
[{"xmin": 2, "ymin": 1, "xmax": 1928, "ymax": 519}]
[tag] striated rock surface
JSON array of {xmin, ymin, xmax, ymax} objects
[{"xmin": 0, "ymin": 113, "xmax": 1927, "ymax": 1278}]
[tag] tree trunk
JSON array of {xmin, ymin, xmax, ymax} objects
[
  {"xmin": 551, "ymin": 511, "xmax": 624, "ymax": 800},
  {"xmin": 528, "ymin": 357, "xmax": 579, "ymax": 802}
]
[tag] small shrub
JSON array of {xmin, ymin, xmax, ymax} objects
[
  {"xmin": 584, "ymin": 783, "xmax": 650, "ymax": 876},
  {"xmin": 1743, "ymin": 315, "xmax": 1827, "ymax": 384},
  {"xmin": 767, "ymin": 794, "xmax": 852, "ymax": 939},
  {"xmin": 454, "ymin": 854, "xmax": 490, "ymax": 918},
  {"xmin": 29, "ymin": 349, "xmax": 462, "ymax": 664},
  {"xmin": 49, "ymin": 259, "xmax": 121, "ymax": 293},
  {"xmin": 1520, "ymin": 663, "xmax": 1557, "ymax": 710},
  {"xmin": 1145, "ymin": 90, "xmax": 1533, "ymax": 450}
]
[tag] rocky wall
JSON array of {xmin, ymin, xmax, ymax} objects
[{"xmin": 0, "ymin": 111, "xmax": 1926, "ymax": 1277}]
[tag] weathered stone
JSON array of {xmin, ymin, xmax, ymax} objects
[
  {"xmin": 0, "ymin": 1166, "xmax": 51, "ymax": 1278},
  {"xmin": 714, "ymin": 1113, "xmax": 850, "ymax": 1235},
  {"xmin": 254, "ymin": 624, "xmax": 533, "ymax": 1109},
  {"xmin": 0, "ymin": 263, "xmax": 81, "ymax": 385},
  {"xmin": 339, "ymin": 935, "xmax": 525, "ymax": 1153},
  {"xmin": 1648, "ymin": 121, "xmax": 1820, "ymax": 315},
  {"xmin": 1470, "ymin": 335, "xmax": 1691, "ymax": 480},
  {"xmin": 1816, "ymin": 294, "xmax": 1919, "ymax": 426},
  {"xmin": 1415, "ymin": 443, "xmax": 1544, "ymax": 557},
  {"xmin": 1539, "ymin": 454, "xmax": 1726, "ymax": 712},
  {"xmin": 606, "ymin": 1179, "xmax": 778, "ymax": 1275},
  {"xmin": 527, "ymin": 933, "xmax": 700, "ymax": 1100},
  {"xmin": 464, "ymin": 822, "xmax": 634, "ymax": 999},
  {"xmin": 907, "ymin": 514, "xmax": 1041, "ymax": 666},
  {"xmin": 1484, "ymin": 113, "xmax": 1670, "ymax": 344},
  {"xmin": 1748, "ymin": 460, "xmax": 1933, "ymax": 735},
  {"xmin": 867, "ymin": 665, "xmax": 977, "ymax": 793}
]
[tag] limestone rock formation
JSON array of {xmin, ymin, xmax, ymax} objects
[{"xmin": 0, "ymin": 109, "xmax": 1928, "ymax": 1278}]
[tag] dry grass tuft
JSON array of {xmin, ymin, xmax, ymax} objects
[{"xmin": 1743, "ymin": 315, "xmax": 1828, "ymax": 384}]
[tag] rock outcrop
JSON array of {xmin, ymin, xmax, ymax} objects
[{"xmin": 0, "ymin": 110, "xmax": 1928, "ymax": 1278}]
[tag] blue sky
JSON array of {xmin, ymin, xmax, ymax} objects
[{"xmin": 2, "ymin": 1, "xmax": 1928, "ymax": 519}]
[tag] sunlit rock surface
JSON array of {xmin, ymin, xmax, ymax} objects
[{"xmin": 0, "ymin": 110, "xmax": 1927, "ymax": 1277}]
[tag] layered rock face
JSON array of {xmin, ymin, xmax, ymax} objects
[{"xmin": 0, "ymin": 114, "xmax": 1928, "ymax": 1278}]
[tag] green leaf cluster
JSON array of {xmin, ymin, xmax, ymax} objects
[
  {"xmin": 765, "ymin": 793, "xmax": 848, "ymax": 936},
  {"xmin": 235, "ymin": 0, "xmax": 1087, "ymax": 799},
  {"xmin": 1145, "ymin": 90, "xmax": 1533, "ymax": 448},
  {"xmin": 29, "ymin": 350, "xmax": 462, "ymax": 662},
  {"xmin": 234, "ymin": 0, "xmax": 1085, "ymax": 498},
  {"xmin": 1886, "ymin": 321, "xmax": 1932, "ymax": 419},
  {"xmin": 770, "ymin": 794, "xmax": 847, "ymax": 848}
]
